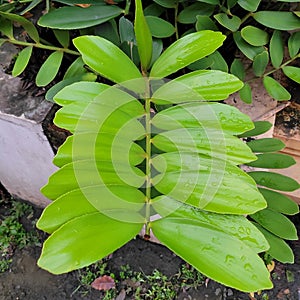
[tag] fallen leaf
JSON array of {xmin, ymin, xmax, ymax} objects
[
  {"xmin": 267, "ymin": 261, "xmax": 275, "ymax": 273},
  {"xmin": 115, "ymin": 289, "xmax": 126, "ymax": 300},
  {"xmin": 91, "ymin": 275, "xmax": 115, "ymax": 291},
  {"xmin": 75, "ymin": 4, "xmax": 91, "ymax": 7}
]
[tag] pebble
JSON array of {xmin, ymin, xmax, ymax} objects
[{"xmin": 227, "ymin": 289, "xmax": 233, "ymax": 296}]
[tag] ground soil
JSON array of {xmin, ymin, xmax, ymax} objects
[{"xmin": 0, "ymin": 189, "xmax": 300, "ymax": 300}]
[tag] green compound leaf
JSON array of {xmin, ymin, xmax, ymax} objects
[
  {"xmin": 36, "ymin": 51, "xmax": 63, "ymax": 87},
  {"xmin": 253, "ymin": 51, "xmax": 269, "ymax": 77},
  {"xmin": 239, "ymin": 83, "xmax": 252, "ymax": 104},
  {"xmin": 135, "ymin": 0, "xmax": 152, "ymax": 71},
  {"xmin": 73, "ymin": 36, "xmax": 143, "ymax": 87},
  {"xmin": 248, "ymin": 171, "xmax": 300, "ymax": 192},
  {"xmin": 233, "ymin": 31, "xmax": 264, "ymax": 60},
  {"xmin": 12, "ymin": 46, "xmax": 33, "ymax": 77},
  {"xmin": 288, "ymin": 31, "xmax": 300, "ymax": 58},
  {"xmin": 270, "ymin": 30, "xmax": 283, "ymax": 68},
  {"xmin": 263, "ymin": 76, "xmax": 291, "ymax": 101},
  {"xmin": 239, "ymin": 121, "xmax": 272, "ymax": 137},
  {"xmin": 253, "ymin": 223, "xmax": 294, "ymax": 264},
  {"xmin": 214, "ymin": 13, "xmax": 241, "ymax": 32},
  {"xmin": 250, "ymin": 209, "xmax": 298, "ymax": 240},
  {"xmin": 246, "ymin": 138, "xmax": 285, "ymax": 152},
  {"xmin": 38, "ymin": 213, "xmax": 142, "ymax": 274},
  {"xmin": 152, "ymin": 217, "xmax": 272, "ymax": 293},
  {"xmin": 152, "ymin": 70, "xmax": 243, "ymax": 104},
  {"xmin": 253, "ymin": 11, "xmax": 300, "ymax": 30},
  {"xmin": 258, "ymin": 188, "xmax": 299, "ymax": 215},
  {"xmin": 246, "ymin": 153, "xmax": 296, "ymax": 169},
  {"xmin": 241, "ymin": 26, "xmax": 268, "ymax": 46},
  {"xmin": 38, "ymin": 5, "xmax": 122, "ymax": 29},
  {"xmin": 150, "ymin": 31, "xmax": 226, "ymax": 78},
  {"xmin": 237, "ymin": 0, "xmax": 261, "ymax": 12},
  {"xmin": 282, "ymin": 66, "xmax": 300, "ymax": 84},
  {"xmin": 146, "ymin": 16, "xmax": 175, "ymax": 38}
]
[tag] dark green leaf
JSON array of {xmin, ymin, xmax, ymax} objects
[
  {"xmin": 197, "ymin": 0, "xmax": 219, "ymax": 3},
  {"xmin": 214, "ymin": 13, "xmax": 241, "ymax": 32},
  {"xmin": 152, "ymin": 217, "xmax": 272, "ymax": 292},
  {"xmin": 64, "ymin": 57, "xmax": 86, "ymax": 79},
  {"xmin": 135, "ymin": 0, "xmax": 153, "ymax": 70},
  {"xmin": 237, "ymin": 0, "xmax": 261, "ymax": 12},
  {"xmin": 282, "ymin": 66, "xmax": 300, "ymax": 84},
  {"xmin": 144, "ymin": 3, "xmax": 165, "ymax": 16},
  {"xmin": 253, "ymin": 51, "xmax": 269, "ymax": 77},
  {"xmin": 288, "ymin": 31, "xmax": 300, "ymax": 58},
  {"xmin": 248, "ymin": 171, "xmax": 300, "ymax": 192},
  {"xmin": 0, "ymin": 38, "xmax": 6, "ymax": 47},
  {"xmin": 20, "ymin": 0, "xmax": 42, "ymax": 14},
  {"xmin": 210, "ymin": 51, "xmax": 228, "ymax": 72},
  {"xmin": 53, "ymin": 29, "xmax": 70, "ymax": 48},
  {"xmin": 241, "ymin": 26, "xmax": 268, "ymax": 46},
  {"xmin": 195, "ymin": 15, "xmax": 218, "ymax": 31},
  {"xmin": 258, "ymin": 188, "xmax": 299, "ymax": 215},
  {"xmin": 38, "ymin": 5, "xmax": 122, "ymax": 29},
  {"xmin": 253, "ymin": 223, "xmax": 294, "ymax": 264},
  {"xmin": 146, "ymin": 16, "xmax": 175, "ymax": 38},
  {"xmin": 38, "ymin": 212, "xmax": 142, "ymax": 274},
  {"xmin": 246, "ymin": 153, "xmax": 296, "ymax": 169},
  {"xmin": 0, "ymin": 17, "xmax": 13, "ymax": 39},
  {"xmin": 52, "ymin": 0, "xmax": 106, "ymax": 5},
  {"xmin": 246, "ymin": 138, "xmax": 285, "ymax": 152},
  {"xmin": 230, "ymin": 58, "xmax": 245, "ymax": 80},
  {"xmin": 12, "ymin": 46, "xmax": 33, "ymax": 77},
  {"xmin": 263, "ymin": 76, "xmax": 291, "ymax": 101},
  {"xmin": 150, "ymin": 31, "xmax": 226, "ymax": 78},
  {"xmin": 239, "ymin": 121, "xmax": 272, "ymax": 138},
  {"xmin": 270, "ymin": 30, "xmax": 283, "ymax": 68},
  {"xmin": 233, "ymin": 31, "xmax": 264, "ymax": 60},
  {"xmin": 188, "ymin": 56, "xmax": 213, "ymax": 70},
  {"xmin": 251, "ymin": 209, "xmax": 298, "ymax": 240},
  {"xmin": 153, "ymin": 0, "xmax": 177, "ymax": 8},
  {"xmin": 36, "ymin": 51, "xmax": 64, "ymax": 87},
  {"xmin": 150, "ymin": 38, "xmax": 163, "ymax": 66},
  {"xmin": 239, "ymin": 83, "xmax": 252, "ymax": 104},
  {"xmin": 178, "ymin": 3, "xmax": 214, "ymax": 24},
  {"xmin": 119, "ymin": 17, "xmax": 135, "ymax": 43},
  {"xmin": 253, "ymin": 11, "xmax": 300, "ymax": 30},
  {"xmin": 95, "ymin": 20, "xmax": 120, "ymax": 46}
]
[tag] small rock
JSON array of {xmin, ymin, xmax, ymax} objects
[
  {"xmin": 215, "ymin": 288, "xmax": 222, "ymax": 296},
  {"xmin": 227, "ymin": 289, "xmax": 233, "ymax": 296}
]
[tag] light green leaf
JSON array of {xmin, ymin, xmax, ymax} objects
[
  {"xmin": 253, "ymin": 51, "xmax": 269, "ymax": 77},
  {"xmin": 248, "ymin": 171, "xmax": 300, "ymax": 192},
  {"xmin": 237, "ymin": 0, "xmax": 261, "ymax": 12},
  {"xmin": 214, "ymin": 13, "xmax": 241, "ymax": 32},
  {"xmin": 239, "ymin": 83, "xmax": 252, "ymax": 104},
  {"xmin": 151, "ymin": 217, "xmax": 272, "ymax": 292},
  {"xmin": 178, "ymin": 3, "xmax": 214, "ymax": 24},
  {"xmin": 246, "ymin": 153, "xmax": 296, "ymax": 169},
  {"xmin": 38, "ymin": 213, "xmax": 142, "ymax": 274},
  {"xmin": 145, "ymin": 16, "xmax": 175, "ymax": 38},
  {"xmin": 152, "ymin": 70, "xmax": 242, "ymax": 104},
  {"xmin": 230, "ymin": 58, "xmax": 245, "ymax": 80},
  {"xmin": 258, "ymin": 188, "xmax": 299, "ymax": 215},
  {"xmin": 150, "ymin": 31, "xmax": 226, "ymax": 78},
  {"xmin": 239, "ymin": 121, "xmax": 272, "ymax": 138},
  {"xmin": 253, "ymin": 223, "xmax": 294, "ymax": 264},
  {"xmin": 38, "ymin": 5, "xmax": 122, "ymax": 29},
  {"xmin": 12, "ymin": 46, "xmax": 33, "ymax": 77},
  {"xmin": 251, "ymin": 209, "xmax": 298, "ymax": 240},
  {"xmin": 0, "ymin": 11, "xmax": 39, "ymax": 42},
  {"xmin": 263, "ymin": 76, "xmax": 291, "ymax": 101},
  {"xmin": 270, "ymin": 30, "xmax": 283, "ymax": 68},
  {"xmin": 53, "ymin": 29, "xmax": 69, "ymax": 48},
  {"xmin": 152, "ymin": 102, "xmax": 253, "ymax": 135},
  {"xmin": 253, "ymin": 11, "xmax": 300, "ymax": 30},
  {"xmin": 282, "ymin": 66, "xmax": 300, "ymax": 84},
  {"xmin": 241, "ymin": 26, "xmax": 268, "ymax": 46},
  {"xmin": 233, "ymin": 31, "xmax": 264, "ymax": 60},
  {"xmin": 135, "ymin": 0, "xmax": 152, "ymax": 71},
  {"xmin": 246, "ymin": 138, "xmax": 285, "ymax": 152},
  {"xmin": 195, "ymin": 15, "xmax": 218, "ymax": 31},
  {"xmin": 36, "ymin": 51, "xmax": 63, "ymax": 87},
  {"xmin": 73, "ymin": 36, "xmax": 143, "ymax": 87},
  {"xmin": 288, "ymin": 31, "xmax": 300, "ymax": 58}
]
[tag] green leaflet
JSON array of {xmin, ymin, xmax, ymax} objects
[
  {"xmin": 246, "ymin": 153, "xmax": 296, "ymax": 169},
  {"xmin": 38, "ymin": 5, "xmax": 122, "ymax": 29},
  {"xmin": 12, "ymin": 46, "xmax": 33, "ymax": 77},
  {"xmin": 237, "ymin": 0, "xmax": 261, "ymax": 12},
  {"xmin": 214, "ymin": 13, "xmax": 241, "ymax": 32},
  {"xmin": 36, "ymin": 51, "xmax": 63, "ymax": 87},
  {"xmin": 288, "ymin": 31, "xmax": 300, "ymax": 58},
  {"xmin": 151, "ymin": 218, "xmax": 272, "ymax": 292},
  {"xmin": 239, "ymin": 83, "xmax": 252, "ymax": 104},
  {"xmin": 263, "ymin": 76, "xmax": 291, "ymax": 101},
  {"xmin": 230, "ymin": 58, "xmax": 245, "ymax": 80},
  {"xmin": 270, "ymin": 30, "xmax": 283, "ymax": 68},
  {"xmin": 38, "ymin": 213, "xmax": 142, "ymax": 274},
  {"xmin": 239, "ymin": 121, "xmax": 272, "ymax": 138},
  {"xmin": 150, "ymin": 31, "xmax": 226, "ymax": 78},
  {"xmin": 241, "ymin": 26, "xmax": 269, "ymax": 46},
  {"xmin": 246, "ymin": 138, "xmax": 285, "ymax": 152},
  {"xmin": 146, "ymin": 16, "xmax": 175, "ymax": 38},
  {"xmin": 253, "ymin": 51, "xmax": 269, "ymax": 77},
  {"xmin": 282, "ymin": 66, "xmax": 300, "ymax": 84},
  {"xmin": 151, "ymin": 70, "xmax": 243, "ymax": 104},
  {"xmin": 178, "ymin": 3, "xmax": 214, "ymax": 24},
  {"xmin": 53, "ymin": 29, "xmax": 70, "ymax": 48}
]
